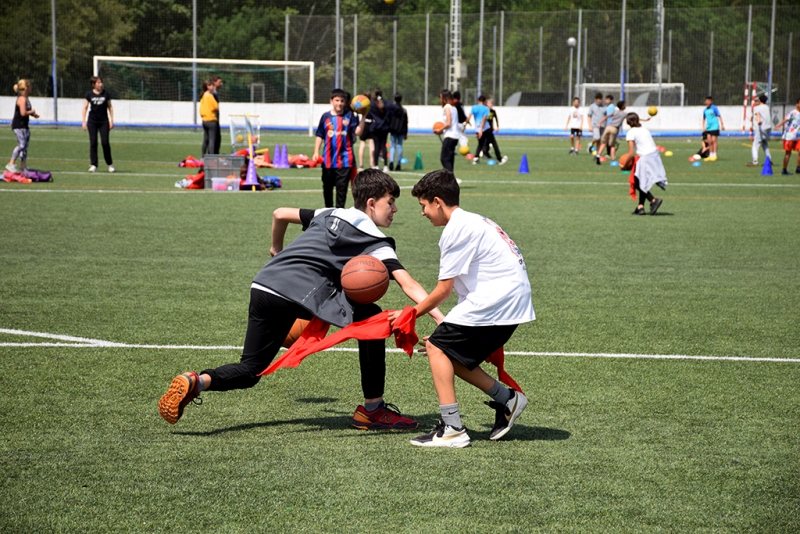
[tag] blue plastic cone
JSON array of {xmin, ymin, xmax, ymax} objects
[
  {"xmin": 243, "ymin": 158, "xmax": 260, "ymax": 191},
  {"xmin": 518, "ymin": 154, "xmax": 529, "ymax": 173},
  {"xmin": 274, "ymin": 144, "xmax": 281, "ymax": 167},
  {"xmin": 761, "ymin": 156, "xmax": 773, "ymax": 176}
]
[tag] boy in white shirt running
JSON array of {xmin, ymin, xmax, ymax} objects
[{"xmin": 399, "ymin": 169, "xmax": 536, "ymax": 448}]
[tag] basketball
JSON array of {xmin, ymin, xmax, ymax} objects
[
  {"xmin": 459, "ymin": 145, "xmax": 470, "ymax": 155},
  {"xmin": 282, "ymin": 319, "xmax": 310, "ymax": 348},
  {"xmin": 619, "ymin": 153, "xmax": 634, "ymax": 170},
  {"xmin": 648, "ymin": 106, "xmax": 658, "ymax": 116},
  {"xmin": 341, "ymin": 255, "xmax": 390, "ymax": 304},
  {"xmin": 433, "ymin": 121, "xmax": 445, "ymax": 134},
  {"xmin": 351, "ymin": 95, "xmax": 370, "ymax": 115}
]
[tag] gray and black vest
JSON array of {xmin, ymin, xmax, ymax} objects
[{"xmin": 254, "ymin": 212, "xmax": 395, "ymax": 327}]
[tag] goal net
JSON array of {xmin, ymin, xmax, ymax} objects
[
  {"xmin": 579, "ymin": 83, "xmax": 685, "ymax": 107},
  {"xmin": 93, "ymin": 56, "xmax": 315, "ymax": 134}
]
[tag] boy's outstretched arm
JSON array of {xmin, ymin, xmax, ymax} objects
[
  {"xmin": 408, "ymin": 278, "xmax": 454, "ymax": 320},
  {"xmin": 270, "ymin": 208, "xmax": 302, "ymax": 256},
  {"xmin": 392, "ymin": 270, "xmax": 446, "ymax": 324}
]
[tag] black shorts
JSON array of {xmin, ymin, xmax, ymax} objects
[
  {"xmin": 428, "ymin": 322, "xmax": 518, "ymax": 371},
  {"xmin": 570, "ymin": 128, "xmax": 582, "ymax": 137},
  {"xmin": 706, "ymin": 130, "xmax": 720, "ymax": 137},
  {"xmin": 359, "ymin": 121, "xmax": 373, "ymax": 141}
]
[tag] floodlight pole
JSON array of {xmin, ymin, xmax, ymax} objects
[
  {"xmin": 335, "ymin": 0, "xmax": 340, "ymax": 89},
  {"xmin": 477, "ymin": 0, "xmax": 484, "ymax": 96},
  {"xmin": 620, "ymin": 0, "xmax": 626, "ymax": 100},
  {"xmin": 51, "ymin": 0, "xmax": 57, "ymax": 124},
  {"xmin": 708, "ymin": 31, "xmax": 714, "ymax": 96},
  {"xmin": 576, "ymin": 10, "xmax": 582, "ymax": 103},
  {"xmin": 568, "ymin": 44, "xmax": 574, "ymax": 104},
  {"xmin": 788, "ymin": 33, "xmax": 793, "ymax": 103},
  {"xmin": 767, "ymin": 0, "xmax": 776, "ymax": 104},
  {"xmin": 285, "ymin": 14, "xmax": 289, "ymax": 102},
  {"xmin": 393, "ymin": 20, "xmax": 397, "ymax": 95},
  {"xmin": 192, "ymin": 0, "xmax": 197, "ymax": 125},
  {"xmin": 424, "ymin": 14, "xmax": 430, "ymax": 105},
  {"xmin": 499, "ymin": 11, "xmax": 504, "ymax": 105},
  {"xmin": 745, "ymin": 5, "xmax": 752, "ymax": 89},
  {"xmin": 354, "ymin": 15, "xmax": 358, "ymax": 97}
]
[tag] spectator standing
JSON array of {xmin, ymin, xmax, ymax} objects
[
  {"xmin": 312, "ymin": 88, "xmax": 365, "ymax": 208},
  {"xmin": 747, "ymin": 94, "xmax": 773, "ymax": 167},
  {"xmin": 199, "ymin": 80, "xmax": 219, "ymax": 156},
  {"xmin": 388, "ymin": 93, "xmax": 408, "ymax": 171},
  {"xmin": 210, "ymin": 76, "xmax": 223, "ymax": 154},
  {"xmin": 369, "ymin": 88, "xmax": 390, "ymax": 172},
  {"xmin": 701, "ymin": 96, "xmax": 724, "ymax": 162},
  {"xmin": 81, "ymin": 76, "xmax": 115, "ymax": 173},
  {"xmin": 6, "ymin": 79, "xmax": 39, "ymax": 174},
  {"xmin": 435, "ymin": 90, "xmax": 460, "ymax": 172}
]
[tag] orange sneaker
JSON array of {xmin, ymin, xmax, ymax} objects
[
  {"xmin": 351, "ymin": 402, "xmax": 418, "ymax": 430},
  {"xmin": 158, "ymin": 372, "xmax": 201, "ymax": 424}
]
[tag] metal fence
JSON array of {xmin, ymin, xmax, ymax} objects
[{"xmin": 6, "ymin": 5, "xmax": 799, "ymax": 108}]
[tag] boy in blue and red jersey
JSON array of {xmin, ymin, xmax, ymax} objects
[{"xmin": 313, "ymin": 88, "xmax": 366, "ymax": 208}]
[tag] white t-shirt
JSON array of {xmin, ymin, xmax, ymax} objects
[
  {"xmin": 752, "ymin": 103, "xmax": 772, "ymax": 132},
  {"xmin": 438, "ymin": 208, "xmax": 535, "ymax": 326},
  {"xmin": 568, "ymin": 107, "xmax": 584, "ymax": 129},
  {"xmin": 626, "ymin": 126, "xmax": 658, "ymax": 156},
  {"xmin": 442, "ymin": 104, "xmax": 461, "ymax": 140}
]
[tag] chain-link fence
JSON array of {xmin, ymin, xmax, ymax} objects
[{"xmin": 4, "ymin": 5, "xmax": 798, "ymax": 107}]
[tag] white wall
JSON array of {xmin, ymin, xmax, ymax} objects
[{"xmin": 0, "ymin": 96, "xmax": 752, "ymax": 135}]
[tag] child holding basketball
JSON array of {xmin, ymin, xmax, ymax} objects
[
  {"xmin": 159, "ymin": 168, "xmax": 444, "ymax": 431},
  {"xmin": 396, "ymin": 169, "xmax": 535, "ymax": 448},
  {"xmin": 774, "ymin": 98, "xmax": 800, "ymax": 175},
  {"xmin": 435, "ymin": 90, "xmax": 461, "ymax": 172},
  {"xmin": 624, "ymin": 113, "xmax": 666, "ymax": 215}
]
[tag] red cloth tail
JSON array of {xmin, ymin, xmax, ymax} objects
[
  {"xmin": 628, "ymin": 155, "xmax": 640, "ymax": 200},
  {"xmin": 485, "ymin": 346, "xmax": 524, "ymax": 394},
  {"xmin": 392, "ymin": 306, "xmax": 418, "ymax": 356}
]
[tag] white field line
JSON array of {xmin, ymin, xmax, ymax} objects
[{"xmin": 1, "ymin": 329, "xmax": 797, "ymax": 363}]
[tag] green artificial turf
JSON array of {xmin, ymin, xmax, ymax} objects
[{"xmin": 1, "ymin": 127, "xmax": 798, "ymax": 532}]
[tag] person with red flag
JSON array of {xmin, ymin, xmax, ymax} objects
[
  {"xmin": 390, "ymin": 169, "xmax": 536, "ymax": 448},
  {"xmin": 400, "ymin": 169, "xmax": 536, "ymax": 448},
  {"xmin": 158, "ymin": 168, "xmax": 443, "ymax": 429}
]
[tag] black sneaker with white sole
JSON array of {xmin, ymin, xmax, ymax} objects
[
  {"xmin": 410, "ymin": 420, "xmax": 471, "ymax": 448},
  {"xmin": 485, "ymin": 389, "xmax": 529, "ymax": 441},
  {"xmin": 649, "ymin": 198, "xmax": 663, "ymax": 215}
]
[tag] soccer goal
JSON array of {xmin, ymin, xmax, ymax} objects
[
  {"xmin": 579, "ymin": 83, "xmax": 685, "ymax": 107},
  {"xmin": 93, "ymin": 56, "xmax": 315, "ymax": 134}
]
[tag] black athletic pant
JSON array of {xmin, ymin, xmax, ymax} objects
[
  {"xmin": 214, "ymin": 121, "xmax": 222, "ymax": 155},
  {"xmin": 440, "ymin": 137, "xmax": 458, "ymax": 172},
  {"xmin": 87, "ymin": 120, "xmax": 112, "ymax": 166},
  {"xmin": 480, "ymin": 130, "xmax": 502, "ymax": 160},
  {"xmin": 203, "ymin": 288, "xmax": 387, "ymax": 399},
  {"xmin": 635, "ymin": 177, "xmax": 655, "ymax": 205},
  {"xmin": 321, "ymin": 167, "xmax": 352, "ymax": 208},
  {"xmin": 372, "ymin": 131, "xmax": 389, "ymax": 167},
  {"xmin": 202, "ymin": 120, "xmax": 219, "ymax": 156}
]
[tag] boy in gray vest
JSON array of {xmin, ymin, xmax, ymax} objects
[{"xmin": 159, "ymin": 169, "xmax": 444, "ymax": 429}]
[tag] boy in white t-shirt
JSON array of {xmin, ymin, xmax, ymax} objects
[
  {"xmin": 399, "ymin": 169, "xmax": 536, "ymax": 448},
  {"xmin": 564, "ymin": 97, "xmax": 586, "ymax": 155},
  {"xmin": 746, "ymin": 94, "xmax": 773, "ymax": 167}
]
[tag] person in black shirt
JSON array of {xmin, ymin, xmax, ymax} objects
[
  {"xmin": 388, "ymin": 93, "xmax": 408, "ymax": 171},
  {"xmin": 81, "ymin": 76, "xmax": 115, "ymax": 173},
  {"xmin": 369, "ymin": 88, "xmax": 390, "ymax": 171},
  {"xmin": 7, "ymin": 79, "xmax": 39, "ymax": 174}
]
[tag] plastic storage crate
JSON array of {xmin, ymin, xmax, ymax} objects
[{"xmin": 204, "ymin": 154, "xmax": 246, "ymax": 190}]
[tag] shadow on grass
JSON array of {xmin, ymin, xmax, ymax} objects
[
  {"xmin": 296, "ymin": 397, "xmax": 339, "ymax": 404},
  {"xmin": 471, "ymin": 425, "xmax": 571, "ymax": 442}
]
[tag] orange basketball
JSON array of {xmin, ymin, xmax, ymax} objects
[
  {"xmin": 433, "ymin": 121, "xmax": 445, "ymax": 134},
  {"xmin": 341, "ymin": 255, "xmax": 390, "ymax": 304},
  {"xmin": 619, "ymin": 153, "xmax": 634, "ymax": 171},
  {"xmin": 282, "ymin": 319, "xmax": 310, "ymax": 348}
]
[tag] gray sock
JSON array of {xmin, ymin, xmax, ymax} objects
[
  {"xmin": 487, "ymin": 380, "xmax": 512, "ymax": 405},
  {"xmin": 440, "ymin": 403, "xmax": 463, "ymax": 429},
  {"xmin": 197, "ymin": 375, "xmax": 206, "ymax": 392},
  {"xmin": 364, "ymin": 400, "xmax": 383, "ymax": 412}
]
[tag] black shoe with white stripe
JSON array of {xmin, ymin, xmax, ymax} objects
[{"xmin": 486, "ymin": 389, "xmax": 529, "ymax": 441}]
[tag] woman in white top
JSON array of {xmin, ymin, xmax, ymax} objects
[
  {"xmin": 434, "ymin": 90, "xmax": 461, "ymax": 172},
  {"xmin": 625, "ymin": 113, "xmax": 666, "ymax": 215}
]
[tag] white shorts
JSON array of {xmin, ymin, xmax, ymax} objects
[{"xmin": 592, "ymin": 126, "xmax": 601, "ymax": 140}]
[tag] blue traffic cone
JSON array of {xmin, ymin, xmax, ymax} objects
[
  {"xmin": 761, "ymin": 156, "xmax": 773, "ymax": 176},
  {"xmin": 518, "ymin": 154, "xmax": 529, "ymax": 173}
]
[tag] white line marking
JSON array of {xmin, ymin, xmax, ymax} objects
[{"xmin": 1, "ymin": 329, "xmax": 797, "ymax": 363}]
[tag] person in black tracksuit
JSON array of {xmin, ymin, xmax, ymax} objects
[
  {"xmin": 81, "ymin": 76, "xmax": 115, "ymax": 172},
  {"xmin": 369, "ymin": 88, "xmax": 390, "ymax": 170}
]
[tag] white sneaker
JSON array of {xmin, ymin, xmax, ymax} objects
[
  {"xmin": 88, "ymin": 165, "xmax": 97, "ymax": 172},
  {"xmin": 410, "ymin": 420, "xmax": 471, "ymax": 448},
  {"xmin": 472, "ymin": 157, "xmax": 480, "ymax": 165},
  {"xmin": 487, "ymin": 389, "xmax": 529, "ymax": 441},
  {"xmin": 456, "ymin": 177, "xmax": 463, "ymax": 185},
  {"xmin": 383, "ymin": 166, "xmax": 390, "ymax": 173},
  {"xmin": 5, "ymin": 163, "xmax": 17, "ymax": 173},
  {"xmin": 108, "ymin": 165, "xmax": 115, "ymax": 173},
  {"xmin": 498, "ymin": 156, "xmax": 509, "ymax": 166}
]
